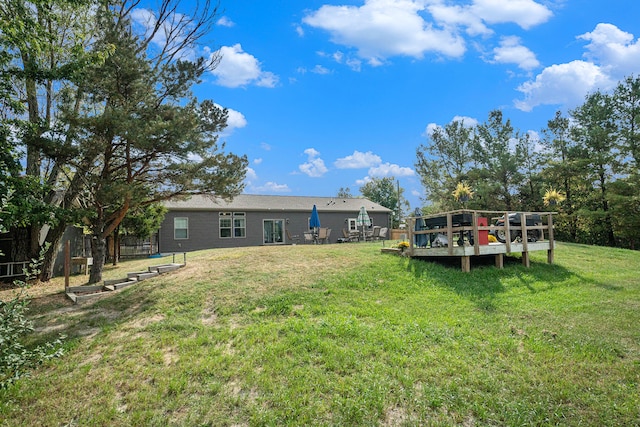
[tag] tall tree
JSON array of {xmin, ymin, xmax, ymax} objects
[
  {"xmin": 515, "ymin": 131, "xmax": 544, "ymax": 211},
  {"xmin": 415, "ymin": 119, "xmax": 475, "ymax": 209},
  {"xmin": 570, "ymin": 91, "xmax": 618, "ymax": 246},
  {"xmin": 613, "ymin": 75, "xmax": 640, "ymax": 172},
  {"xmin": 111, "ymin": 203, "xmax": 167, "ymax": 265},
  {"xmin": 336, "ymin": 187, "xmax": 353, "ymax": 199},
  {"xmin": 72, "ymin": 4, "xmax": 247, "ymax": 283},
  {"xmin": 1, "ymin": 0, "xmax": 246, "ymax": 281},
  {"xmin": 473, "ymin": 110, "xmax": 521, "ymax": 210},
  {"xmin": 0, "ymin": 0, "xmax": 94, "ymax": 265},
  {"xmin": 359, "ymin": 177, "xmax": 408, "ymax": 227},
  {"xmin": 541, "ymin": 111, "xmax": 581, "ymax": 241},
  {"xmin": 607, "ymin": 76, "xmax": 640, "ymax": 248}
]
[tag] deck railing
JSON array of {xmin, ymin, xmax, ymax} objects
[
  {"xmin": 407, "ymin": 210, "xmax": 556, "ymax": 258},
  {"xmin": 0, "ymin": 261, "xmax": 29, "ymax": 279}
]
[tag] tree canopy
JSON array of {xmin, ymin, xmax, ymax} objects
[
  {"xmin": 1, "ymin": 0, "xmax": 247, "ymax": 282},
  {"xmin": 415, "ymin": 75, "xmax": 640, "ymax": 249}
]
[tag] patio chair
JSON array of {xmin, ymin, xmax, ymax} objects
[
  {"xmin": 379, "ymin": 227, "xmax": 388, "ymax": 240},
  {"xmin": 341, "ymin": 228, "xmax": 355, "ymax": 242},
  {"xmin": 370, "ymin": 226, "xmax": 381, "ymax": 240},
  {"xmin": 317, "ymin": 227, "xmax": 329, "ymax": 244},
  {"xmin": 303, "ymin": 232, "xmax": 314, "ymax": 244},
  {"xmin": 286, "ymin": 229, "xmax": 300, "ymax": 244}
]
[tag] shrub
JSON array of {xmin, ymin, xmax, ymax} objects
[{"xmin": 0, "ymin": 250, "xmax": 64, "ymax": 389}]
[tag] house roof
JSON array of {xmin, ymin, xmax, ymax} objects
[{"xmin": 163, "ymin": 194, "xmax": 393, "ymax": 214}]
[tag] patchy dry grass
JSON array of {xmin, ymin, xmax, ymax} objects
[{"xmin": 1, "ymin": 242, "xmax": 639, "ymax": 426}]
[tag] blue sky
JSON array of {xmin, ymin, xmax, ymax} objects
[{"xmin": 165, "ymin": 0, "xmax": 640, "ymax": 209}]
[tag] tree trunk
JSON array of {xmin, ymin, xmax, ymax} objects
[
  {"xmin": 89, "ymin": 235, "xmax": 107, "ymax": 284},
  {"xmin": 9, "ymin": 228, "xmax": 30, "ymax": 262},
  {"xmin": 112, "ymin": 225, "xmax": 120, "ymax": 266},
  {"xmin": 39, "ymin": 222, "xmax": 67, "ymax": 282}
]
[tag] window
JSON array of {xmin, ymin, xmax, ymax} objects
[
  {"xmin": 174, "ymin": 217, "xmax": 188, "ymax": 239},
  {"xmin": 234, "ymin": 213, "xmax": 246, "ymax": 237},
  {"xmin": 220, "ymin": 212, "xmax": 246, "ymax": 238},
  {"xmin": 348, "ymin": 218, "xmax": 358, "ymax": 232},
  {"xmin": 219, "ymin": 212, "xmax": 232, "ymax": 238}
]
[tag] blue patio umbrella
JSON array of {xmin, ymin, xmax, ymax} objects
[
  {"xmin": 414, "ymin": 207, "xmax": 427, "ymax": 248},
  {"xmin": 309, "ymin": 204, "xmax": 321, "ymax": 229}
]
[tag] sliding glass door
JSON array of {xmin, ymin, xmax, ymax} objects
[{"xmin": 263, "ymin": 219, "xmax": 284, "ymax": 244}]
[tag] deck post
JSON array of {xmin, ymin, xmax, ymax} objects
[
  {"xmin": 461, "ymin": 256, "xmax": 471, "ymax": 273},
  {"xmin": 522, "ymin": 251, "xmax": 530, "ymax": 268},
  {"xmin": 521, "ymin": 212, "xmax": 529, "ymax": 253},
  {"xmin": 447, "ymin": 214, "xmax": 453, "ymax": 256},
  {"xmin": 408, "ymin": 217, "xmax": 415, "ymax": 255},
  {"xmin": 472, "ymin": 211, "xmax": 480, "ymax": 256},
  {"xmin": 546, "ymin": 213, "xmax": 555, "ymax": 265},
  {"xmin": 495, "ymin": 253, "xmax": 504, "ymax": 269},
  {"xmin": 504, "ymin": 212, "xmax": 512, "ymax": 253}
]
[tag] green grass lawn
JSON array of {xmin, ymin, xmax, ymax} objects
[{"xmin": 1, "ymin": 242, "xmax": 639, "ymax": 426}]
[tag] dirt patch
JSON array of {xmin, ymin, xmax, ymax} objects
[
  {"xmin": 383, "ymin": 406, "xmax": 412, "ymax": 426},
  {"xmin": 164, "ymin": 347, "xmax": 179, "ymax": 366},
  {"xmin": 126, "ymin": 313, "xmax": 166, "ymax": 329},
  {"xmin": 201, "ymin": 307, "xmax": 218, "ymax": 326}
]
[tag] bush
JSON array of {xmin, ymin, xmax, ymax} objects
[{"xmin": 0, "ymin": 252, "xmax": 64, "ymax": 389}]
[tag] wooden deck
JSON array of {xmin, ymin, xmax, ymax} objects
[{"xmin": 406, "ymin": 210, "xmax": 556, "ymax": 272}]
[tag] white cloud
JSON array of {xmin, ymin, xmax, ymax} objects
[
  {"xmin": 261, "ymin": 142, "xmax": 272, "ymax": 151},
  {"xmin": 302, "ymin": 0, "xmax": 554, "ymax": 69},
  {"xmin": 244, "ymin": 167, "xmax": 290, "ymax": 193},
  {"xmin": 312, "ymin": 65, "xmax": 332, "ymax": 74},
  {"xmin": 425, "ymin": 123, "xmax": 440, "ymax": 137},
  {"xmin": 304, "ymin": 148, "xmax": 320, "ymax": 157},
  {"xmin": 514, "ymin": 23, "xmax": 639, "ymax": 111},
  {"xmin": 427, "ymin": 3, "xmax": 491, "ymax": 36},
  {"xmin": 211, "ymin": 44, "xmax": 279, "ymax": 88},
  {"xmin": 334, "ymin": 150, "xmax": 382, "ymax": 169},
  {"xmin": 452, "ymin": 116, "xmax": 479, "ymax": 127},
  {"xmin": 299, "ymin": 148, "xmax": 328, "ymax": 177},
  {"xmin": 346, "ymin": 58, "xmax": 362, "ymax": 71},
  {"xmin": 515, "ymin": 60, "xmax": 614, "ymax": 111},
  {"xmin": 368, "ymin": 163, "xmax": 415, "ymax": 177},
  {"xmin": 492, "ymin": 36, "xmax": 540, "ymax": 70},
  {"xmin": 214, "ymin": 104, "xmax": 247, "ymax": 132},
  {"xmin": 216, "ymin": 16, "xmax": 235, "ymax": 27},
  {"xmin": 253, "ymin": 158, "xmax": 263, "ymax": 165},
  {"xmin": 425, "ymin": 116, "xmax": 478, "ymax": 137},
  {"xmin": 471, "ymin": 0, "xmax": 552, "ymax": 30},
  {"xmin": 578, "ymin": 23, "xmax": 640, "ymax": 78},
  {"xmin": 253, "ymin": 182, "xmax": 291, "ymax": 193},
  {"xmin": 356, "ymin": 176, "xmax": 372, "ymax": 186},
  {"xmin": 303, "ymin": 0, "xmax": 466, "ymax": 64},
  {"xmin": 244, "ymin": 167, "xmax": 258, "ymax": 182},
  {"xmin": 428, "ymin": 0, "xmax": 551, "ymax": 35}
]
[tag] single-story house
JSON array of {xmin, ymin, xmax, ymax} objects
[{"xmin": 158, "ymin": 194, "xmax": 393, "ymax": 252}]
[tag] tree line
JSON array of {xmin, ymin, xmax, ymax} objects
[
  {"xmin": 1, "ymin": 0, "xmax": 247, "ymax": 283},
  {"xmin": 415, "ymin": 75, "xmax": 640, "ymax": 249}
]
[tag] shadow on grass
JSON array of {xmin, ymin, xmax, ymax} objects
[
  {"xmin": 26, "ymin": 282, "xmax": 165, "ymax": 349},
  {"xmin": 403, "ymin": 254, "xmax": 602, "ymax": 312}
]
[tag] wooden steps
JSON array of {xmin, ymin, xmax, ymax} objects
[{"xmin": 65, "ymin": 262, "xmax": 185, "ymax": 304}]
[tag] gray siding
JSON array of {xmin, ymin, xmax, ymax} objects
[{"xmin": 159, "ymin": 209, "xmax": 391, "ymax": 252}]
